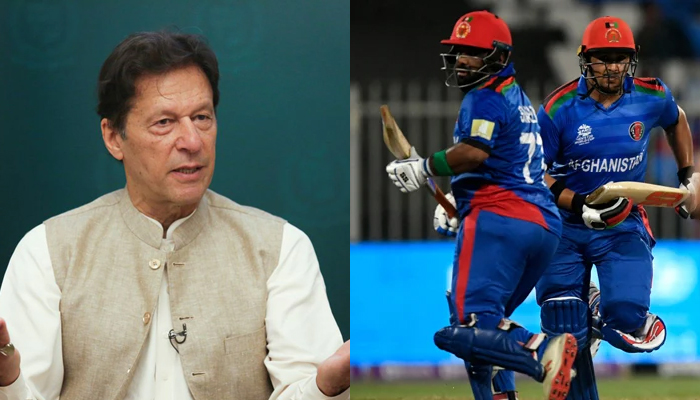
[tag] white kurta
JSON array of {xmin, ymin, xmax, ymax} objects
[{"xmin": 0, "ymin": 215, "xmax": 347, "ymax": 400}]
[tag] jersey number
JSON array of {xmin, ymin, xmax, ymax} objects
[{"xmin": 520, "ymin": 132, "xmax": 546, "ymax": 184}]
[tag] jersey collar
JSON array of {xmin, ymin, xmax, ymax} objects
[{"xmin": 496, "ymin": 62, "xmax": 516, "ymax": 77}]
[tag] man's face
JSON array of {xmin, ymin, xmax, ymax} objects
[
  {"xmin": 454, "ymin": 51, "xmax": 486, "ymax": 86},
  {"xmin": 589, "ymin": 52, "xmax": 631, "ymax": 94},
  {"xmin": 105, "ymin": 65, "xmax": 217, "ymax": 213}
]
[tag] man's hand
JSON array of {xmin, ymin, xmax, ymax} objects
[
  {"xmin": 580, "ymin": 197, "xmax": 632, "ymax": 230},
  {"xmin": 434, "ymin": 193, "xmax": 459, "ymax": 237},
  {"xmin": 0, "ymin": 318, "xmax": 21, "ymax": 387},
  {"xmin": 386, "ymin": 158, "xmax": 429, "ymax": 193},
  {"xmin": 677, "ymin": 170, "xmax": 697, "ymax": 219},
  {"xmin": 316, "ymin": 340, "xmax": 350, "ymax": 397},
  {"xmin": 688, "ymin": 172, "xmax": 700, "ymax": 219}
]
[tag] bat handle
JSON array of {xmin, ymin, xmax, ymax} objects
[{"xmin": 425, "ymin": 178, "xmax": 458, "ymax": 219}]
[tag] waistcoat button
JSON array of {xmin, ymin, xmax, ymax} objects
[{"xmin": 149, "ymin": 259, "xmax": 161, "ymax": 270}]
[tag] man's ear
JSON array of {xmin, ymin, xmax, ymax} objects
[{"xmin": 101, "ymin": 118, "xmax": 124, "ymax": 161}]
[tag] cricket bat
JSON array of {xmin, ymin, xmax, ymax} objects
[
  {"xmin": 585, "ymin": 181, "xmax": 689, "ymax": 208},
  {"xmin": 380, "ymin": 105, "xmax": 458, "ymax": 219}
]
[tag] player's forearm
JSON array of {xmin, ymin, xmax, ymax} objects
[
  {"xmin": 545, "ymin": 173, "xmax": 582, "ymax": 212},
  {"xmin": 556, "ymin": 189, "xmax": 577, "ymax": 211},
  {"xmin": 427, "ymin": 142, "xmax": 489, "ymax": 175},
  {"xmin": 665, "ymin": 106, "xmax": 694, "ymax": 173}
]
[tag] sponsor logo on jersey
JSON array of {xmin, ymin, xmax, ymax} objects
[
  {"xmin": 629, "ymin": 121, "xmax": 645, "ymax": 141},
  {"xmin": 567, "ymin": 151, "xmax": 644, "ymax": 173},
  {"xmin": 574, "ymin": 124, "xmax": 595, "ymax": 145},
  {"xmin": 470, "ymin": 119, "xmax": 495, "ymax": 140}
]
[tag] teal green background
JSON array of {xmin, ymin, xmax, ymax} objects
[{"xmin": 0, "ymin": 0, "xmax": 349, "ymax": 339}]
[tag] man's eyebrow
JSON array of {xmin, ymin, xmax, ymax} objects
[
  {"xmin": 143, "ymin": 101, "xmax": 215, "ymax": 120},
  {"xmin": 190, "ymin": 102, "xmax": 215, "ymax": 113}
]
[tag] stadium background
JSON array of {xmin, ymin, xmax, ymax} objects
[
  {"xmin": 0, "ymin": 0, "xmax": 349, "ymax": 339},
  {"xmin": 351, "ymin": 0, "xmax": 700, "ymax": 397}
]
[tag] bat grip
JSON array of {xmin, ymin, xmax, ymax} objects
[
  {"xmin": 435, "ymin": 189, "xmax": 458, "ymax": 219},
  {"xmin": 425, "ymin": 178, "xmax": 458, "ymax": 219}
]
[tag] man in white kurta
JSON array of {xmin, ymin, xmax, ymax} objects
[{"xmin": 0, "ymin": 30, "xmax": 349, "ymax": 400}]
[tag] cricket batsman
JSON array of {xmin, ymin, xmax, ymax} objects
[
  {"xmin": 535, "ymin": 16, "xmax": 694, "ymax": 400},
  {"xmin": 386, "ymin": 11, "xmax": 577, "ymax": 400}
]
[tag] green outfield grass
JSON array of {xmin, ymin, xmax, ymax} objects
[{"xmin": 353, "ymin": 376, "xmax": 700, "ymax": 400}]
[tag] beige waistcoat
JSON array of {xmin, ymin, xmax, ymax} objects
[{"xmin": 44, "ymin": 189, "xmax": 285, "ymax": 400}]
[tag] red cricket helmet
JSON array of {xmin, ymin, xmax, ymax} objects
[
  {"xmin": 440, "ymin": 11, "xmax": 513, "ymax": 90},
  {"xmin": 579, "ymin": 16, "xmax": 636, "ymax": 55},
  {"xmin": 441, "ymin": 10, "xmax": 512, "ymax": 50}
]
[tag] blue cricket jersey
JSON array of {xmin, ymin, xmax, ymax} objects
[
  {"xmin": 451, "ymin": 63, "xmax": 561, "ymax": 237},
  {"xmin": 538, "ymin": 75, "xmax": 679, "ymax": 234}
]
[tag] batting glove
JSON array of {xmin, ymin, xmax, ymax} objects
[
  {"xmin": 386, "ymin": 151, "xmax": 430, "ymax": 193},
  {"xmin": 676, "ymin": 167, "xmax": 695, "ymax": 219},
  {"xmin": 433, "ymin": 192, "xmax": 459, "ymax": 237},
  {"xmin": 688, "ymin": 172, "xmax": 700, "ymax": 219},
  {"xmin": 574, "ymin": 194, "xmax": 632, "ymax": 230}
]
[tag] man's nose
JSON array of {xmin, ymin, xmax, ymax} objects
[
  {"xmin": 176, "ymin": 118, "xmax": 204, "ymax": 153},
  {"xmin": 607, "ymin": 62, "xmax": 623, "ymax": 72}
]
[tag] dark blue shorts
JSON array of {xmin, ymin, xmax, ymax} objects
[{"xmin": 450, "ymin": 209, "xmax": 561, "ymax": 324}]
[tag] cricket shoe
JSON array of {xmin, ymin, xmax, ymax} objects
[
  {"xmin": 589, "ymin": 281, "xmax": 602, "ymax": 358},
  {"xmin": 540, "ymin": 333, "xmax": 578, "ymax": 400}
]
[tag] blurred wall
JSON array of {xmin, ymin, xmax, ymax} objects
[
  {"xmin": 0, "ymin": 0, "xmax": 349, "ymax": 338},
  {"xmin": 351, "ymin": 1, "xmax": 479, "ymax": 84}
]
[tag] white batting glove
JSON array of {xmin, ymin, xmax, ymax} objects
[
  {"xmin": 581, "ymin": 197, "xmax": 632, "ymax": 230},
  {"xmin": 386, "ymin": 151, "xmax": 430, "ymax": 193},
  {"xmin": 434, "ymin": 192, "xmax": 460, "ymax": 237},
  {"xmin": 676, "ymin": 173, "xmax": 696, "ymax": 219},
  {"xmin": 683, "ymin": 172, "xmax": 699, "ymax": 218}
]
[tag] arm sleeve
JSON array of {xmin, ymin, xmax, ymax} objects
[
  {"xmin": 537, "ymin": 105, "xmax": 561, "ymax": 168},
  {"xmin": 456, "ymin": 91, "xmax": 506, "ymax": 150},
  {"xmin": 0, "ymin": 224, "xmax": 64, "ymax": 400},
  {"xmin": 657, "ymin": 79, "xmax": 680, "ymax": 129},
  {"xmin": 265, "ymin": 223, "xmax": 347, "ymax": 400}
]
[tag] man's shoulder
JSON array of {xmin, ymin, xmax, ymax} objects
[
  {"xmin": 475, "ymin": 75, "xmax": 517, "ymax": 96},
  {"xmin": 205, "ymin": 190, "xmax": 287, "ymax": 225},
  {"xmin": 460, "ymin": 85, "xmax": 509, "ymax": 122},
  {"xmin": 542, "ymin": 77, "xmax": 581, "ymax": 120},
  {"xmin": 465, "ymin": 83, "xmax": 509, "ymax": 104},
  {"xmin": 44, "ymin": 189, "xmax": 124, "ymax": 225},
  {"xmin": 632, "ymin": 76, "xmax": 668, "ymax": 99}
]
